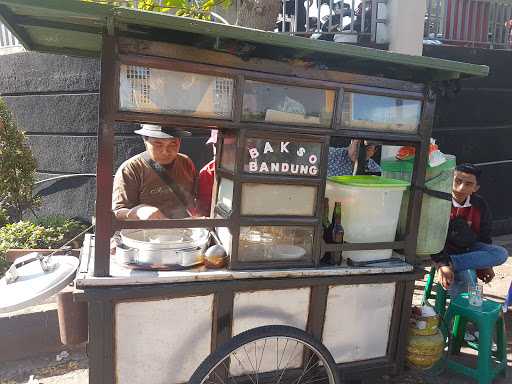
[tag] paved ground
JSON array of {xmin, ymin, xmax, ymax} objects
[{"xmin": 1, "ymin": 235, "xmax": 512, "ymax": 384}]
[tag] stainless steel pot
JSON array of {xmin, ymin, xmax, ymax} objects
[{"xmin": 117, "ymin": 228, "xmax": 210, "ymax": 269}]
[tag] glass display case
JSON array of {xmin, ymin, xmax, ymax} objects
[
  {"xmin": 238, "ymin": 226, "xmax": 314, "ymax": 263},
  {"xmin": 242, "ymin": 80, "xmax": 335, "ymax": 127},
  {"xmin": 341, "ymin": 93, "xmax": 422, "ymax": 133},
  {"xmin": 119, "ymin": 65, "xmax": 234, "ymax": 119},
  {"xmin": 241, "ymin": 184, "xmax": 317, "ymax": 216}
]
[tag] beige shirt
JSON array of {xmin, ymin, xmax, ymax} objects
[{"xmin": 112, "ymin": 153, "xmax": 197, "ymax": 219}]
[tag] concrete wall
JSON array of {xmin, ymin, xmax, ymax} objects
[{"xmin": 0, "ymin": 52, "xmax": 212, "ymax": 223}]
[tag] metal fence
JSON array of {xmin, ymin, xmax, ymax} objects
[
  {"xmin": 425, "ymin": 0, "xmax": 512, "ymax": 49},
  {"xmin": 0, "ymin": 23, "xmax": 20, "ymax": 48},
  {"xmin": 275, "ymin": 0, "xmax": 387, "ymax": 44}
]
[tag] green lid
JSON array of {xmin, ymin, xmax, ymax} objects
[
  {"xmin": 381, "ymin": 154, "xmax": 456, "ymax": 173},
  {"xmin": 327, "ymin": 175, "xmax": 410, "ymax": 188}
]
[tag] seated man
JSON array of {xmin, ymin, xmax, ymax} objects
[
  {"xmin": 435, "ymin": 163, "xmax": 508, "ymax": 296},
  {"xmin": 112, "ymin": 124, "xmax": 197, "ymax": 220},
  {"xmin": 327, "ymin": 139, "xmax": 381, "ymax": 176}
]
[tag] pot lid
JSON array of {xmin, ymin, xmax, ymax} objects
[{"xmin": 0, "ymin": 253, "xmax": 79, "ymax": 314}]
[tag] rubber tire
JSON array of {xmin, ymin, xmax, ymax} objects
[{"xmin": 189, "ymin": 325, "xmax": 340, "ymax": 384}]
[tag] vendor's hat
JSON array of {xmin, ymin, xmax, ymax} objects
[{"xmin": 135, "ymin": 124, "xmax": 191, "ymax": 139}]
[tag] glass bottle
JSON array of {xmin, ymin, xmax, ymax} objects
[
  {"xmin": 321, "ymin": 197, "xmax": 333, "ymax": 264},
  {"xmin": 331, "ymin": 201, "xmax": 344, "ymax": 264},
  {"xmin": 322, "ymin": 197, "xmax": 331, "ymax": 243}
]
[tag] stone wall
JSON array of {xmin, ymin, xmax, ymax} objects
[{"xmin": 1, "ymin": 52, "xmax": 212, "ymax": 223}]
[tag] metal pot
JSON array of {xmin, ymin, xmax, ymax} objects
[{"xmin": 117, "ymin": 228, "xmax": 210, "ymax": 269}]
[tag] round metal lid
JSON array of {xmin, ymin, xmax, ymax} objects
[{"xmin": 0, "ymin": 254, "xmax": 79, "ymax": 314}]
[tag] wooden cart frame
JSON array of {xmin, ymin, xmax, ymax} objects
[{"xmin": 0, "ymin": 1, "xmax": 489, "ymax": 383}]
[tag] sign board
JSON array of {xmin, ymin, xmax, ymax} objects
[{"xmin": 244, "ymin": 138, "xmax": 322, "ymax": 177}]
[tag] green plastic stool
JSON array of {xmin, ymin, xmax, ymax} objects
[
  {"xmin": 444, "ymin": 294, "xmax": 507, "ymax": 384},
  {"xmin": 421, "ymin": 266, "xmax": 449, "ymax": 317},
  {"xmin": 421, "ymin": 266, "xmax": 437, "ymax": 306}
]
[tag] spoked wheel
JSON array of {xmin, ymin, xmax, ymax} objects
[{"xmin": 189, "ymin": 325, "xmax": 340, "ymax": 384}]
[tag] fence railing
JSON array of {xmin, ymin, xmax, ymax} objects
[
  {"xmin": 425, "ymin": 0, "xmax": 512, "ymax": 49},
  {"xmin": 275, "ymin": 0, "xmax": 387, "ymax": 44},
  {"xmin": 0, "ymin": 23, "xmax": 20, "ymax": 48}
]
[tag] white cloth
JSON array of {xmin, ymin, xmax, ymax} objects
[{"xmin": 452, "ymin": 196, "xmax": 471, "ymax": 208}]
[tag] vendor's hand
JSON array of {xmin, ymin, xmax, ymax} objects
[
  {"xmin": 438, "ymin": 265, "xmax": 454, "ymax": 289},
  {"xmin": 128, "ymin": 205, "xmax": 167, "ymax": 220},
  {"xmin": 477, "ymin": 267, "xmax": 495, "ymax": 283}
]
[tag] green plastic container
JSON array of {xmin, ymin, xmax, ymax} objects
[
  {"xmin": 381, "ymin": 155, "xmax": 456, "ymax": 257},
  {"xmin": 327, "ymin": 175, "xmax": 410, "ymax": 188}
]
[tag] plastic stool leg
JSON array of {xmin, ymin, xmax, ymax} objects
[
  {"xmin": 496, "ymin": 316, "xmax": 507, "ymax": 370},
  {"xmin": 475, "ymin": 322, "xmax": 493, "ymax": 384},
  {"xmin": 435, "ymin": 283, "xmax": 447, "ymax": 318},
  {"xmin": 451, "ymin": 315, "xmax": 468, "ymax": 355},
  {"xmin": 421, "ymin": 267, "xmax": 436, "ymax": 306}
]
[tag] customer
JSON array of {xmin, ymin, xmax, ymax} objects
[
  {"xmin": 434, "ymin": 163, "xmax": 508, "ymax": 297},
  {"xmin": 327, "ymin": 139, "xmax": 381, "ymax": 176}
]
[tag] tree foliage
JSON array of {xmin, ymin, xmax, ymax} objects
[
  {"xmin": 0, "ymin": 97, "xmax": 40, "ymax": 221},
  {"xmin": 83, "ymin": 0, "xmax": 232, "ymax": 21}
]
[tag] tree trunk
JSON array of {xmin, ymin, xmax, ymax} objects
[{"xmin": 237, "ymin": 0, "xmax": 282, "ymax": 31}]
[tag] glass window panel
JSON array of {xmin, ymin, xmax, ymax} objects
[
  {"xmin": 216, "ymin": 178, "xmax": 234, "ymax": 216},
  {"xmin": 241, "ymin": 184, "xmax": 317, "ymax": 216},
  {"xmin": 244, "ymin": 137, "xmax": 321, "ymax": 177},
  {"xmin": 220, "ymin": 133, "xmax": 237, "ymax": 172},
  {"xmin": 119, "ymin": 65, "xmax": 233, "ymax": 119},
  {"xmin": 242, "ymin": 80, "xmax": 334, "ymax": 127},
  {"xmin": 239, "ymin": 226, "xmax": 314, "ymax": 262},
  {"xmin": 341, "ymin": 93, "xmax": 422, "ymax": 133}
]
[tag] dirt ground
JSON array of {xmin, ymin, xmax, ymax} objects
[{"xmin": 1, "ymin": 235, "xmax": 511, "ymax": 384}]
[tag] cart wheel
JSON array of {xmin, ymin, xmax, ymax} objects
[{"xmin": 189, "ymin": 325, "xmax": 340, "ymax": 384}]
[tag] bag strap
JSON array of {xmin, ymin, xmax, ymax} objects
[
  {"xmin": 141, "ymin": 152, "xmax": 196, "ymax": 216},
  {"xmin": 413, "ymin": 185, "xmax": 452, "ymax": 202}
]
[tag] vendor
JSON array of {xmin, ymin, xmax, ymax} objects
[
  {"xmin": 112, "ymin": 124, "xmax": 197, "ymax": 220},
  {"xmin": 327, "ymin": 139, "xmax": 381, "ymax": 176}
]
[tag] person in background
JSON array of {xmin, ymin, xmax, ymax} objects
[
  {"xmin": 434, "ymin": 163, "xmax": 508, "ymax": 297},
  {"xmin": 506, "ymin": 19, "xmax": 512, "ymax": 47},
  {"xmin": 327, "ymin": 139, "xmax": 381, "ymax": 176},
  {"xmin": 112, "ymin": 124, "xmax": 197, "ymax": 220},
  {"xmin": 197, "ymin": 129, "xmax": 217, "ymax": 217}
]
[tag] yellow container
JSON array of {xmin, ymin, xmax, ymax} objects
[
  {"xmin": 406, "ymin": 331, "xmax": 444, "ymax": 369},
  {"xmin": 410, "ymin": 315, "xmax": 439, "ymax": 336}
]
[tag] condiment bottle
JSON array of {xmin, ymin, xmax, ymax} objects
[
  {"xmin": 322, "ymin": 197, "xmax": 331, "ymax": 243},
  {"xmin": 321, "ymin": 197, "xmax": 333, "ymax": 264},
  {"xmin": 331, "ymin": 201, "xmax": 344, "ymax": 264}
]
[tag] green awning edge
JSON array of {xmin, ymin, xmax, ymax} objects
[{"xmin": 0, "ymin": 0, "xmax": 490, "ymax": 81}]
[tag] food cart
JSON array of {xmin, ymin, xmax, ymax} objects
[{"xmin": 0, "ymin": 1, "xmax": 489, "ymax": 384}]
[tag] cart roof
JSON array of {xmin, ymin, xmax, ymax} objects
[{"xmin": 0, "ymin": 0, "xmax": 489, "ymax": 82}]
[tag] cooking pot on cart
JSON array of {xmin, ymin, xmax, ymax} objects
[{"xmin": 117, "ymin": 228, "xmax": 210, "ymax": 269}]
